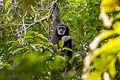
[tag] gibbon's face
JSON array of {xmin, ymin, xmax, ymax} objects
[{"xmin": 57, "ymin": 26, "xmax": 66, "ymax": 35}]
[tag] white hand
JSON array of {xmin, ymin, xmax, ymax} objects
[{"xmin": 62, "ymin": 36, "xmax": 71, "ymax": 41}]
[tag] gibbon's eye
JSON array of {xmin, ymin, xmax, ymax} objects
[
  {"xmin": 61, "ymin": 27, "xmax": 65, "ymax": 30},
  {"xmin": 58, "ymin": 26, "xmax": 66, "ymax": 31}
]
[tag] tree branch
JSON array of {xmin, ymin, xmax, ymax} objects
[{"xmin": 15, "ymin": 1, "xmax": 59, "ymax": 34}]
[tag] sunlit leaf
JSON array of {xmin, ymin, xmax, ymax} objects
[
  {"xmin": 101, "ymin": 0, "xmax": 120, "ymax": 12},
  {"xmin": 92, "ymin": 37, "xmax": 120, "ymax": 60},
  {"xmin": 88, "ymin": 71, "xmax": 101, "ymax": 80},
  {"xmin": 109, "ymin": 58, "xmax": 116, "ymax": 78},
  {"xmin": 0, "ymin": 64, "xmax": 11, "ymax": 67},
  {"xmin": 24, "ymin": 36, "xmax": 34, "ymax": 39},
  {"xmin": 90, "ymin": 30, "xmax": 115, "ymax": 50},
  {"xmin": 50, "ymin": 55, "xmax": 65, "ymax": 70},
  {"xmin": 63, "ymin": 47, "xmax": 72, "ymax": 52},
  {"xmin": 113, "ymin": 21, "xmax": 120, "ymax": 34},
  {"xmin": 53, "ymin": 44, "xmax": 58, "ymax": 50},
  {"xmin": 5, "ymin": 0, "xmax": 10, "ymax": 11},
  {"xmin": 118, "ymin": 52, "xmax": 120, "ymax": 63},
  {"xmin": 12, "ymin": 48, "xmax": 24, "ymax": 55},
  {"xmin": 59, "ymin": 40, "xmax": 64, "ymax": 48}
]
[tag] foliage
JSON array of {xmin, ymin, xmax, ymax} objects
[
  {"xmin": 83, "ymin": 0, "xmax": 120, "ymax": 80},
  {"xmin": 0, "ymin": 0, "xmax": 106, "ymax": 80}
]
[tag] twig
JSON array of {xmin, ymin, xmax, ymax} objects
[
  {"xmin": 18, "ymin": 7, "xmax": 55, "ymax": 33},
  {"xmin": 31, "ymin": 6, "xmax": 37, "ymax": 22},
  {"xmin": 41, "ymin": 22, "xmax": 48, "ymax": 33},
  {"xmin": 16, "ymin": 28, "xmax": 25, "ymax": 46},
  {"xmin": 16, "ymin": 1, "xmax": 59, "ymax": 34},
  {"xmin": 47, "ymin": 21, "xmax": 50, "ymax": 39},
  {"xmin": 47, "ymin": 5, "xmax": 54, "ymax": 21},
  {"xmin": 26, "ymin": 15, "xmax": 49, "ymax": 30},
  {"xmin": 13, "ymin": 23, "xmax": 29, "ymax": 26},
  {"xmin": 22, "ymin": 11, "xmax": 27, "ymax": 35},
  {"xmin": 15, "ymin": 15, "xmax": 49, "ymax": 34}
]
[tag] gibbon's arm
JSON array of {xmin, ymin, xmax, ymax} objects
[
  {"xmin": 62, "ymin": 36, "xmax": 71, "ymax": 42},
  {"xmin": 62, "ymin": 36, "xmax": 73, "ymax": 57},
  {"xmin": 53, "ymin": 2, "xmax": 61, "ymax": 29}
]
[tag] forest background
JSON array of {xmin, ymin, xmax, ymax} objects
[{"xmin": 0, "ymin": 0, "xmax": 120, "ymax": 80}]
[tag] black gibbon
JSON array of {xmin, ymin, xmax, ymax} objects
[{"xmin": 50, "ymin": 2, "xmax": 72, "ymax": 57}]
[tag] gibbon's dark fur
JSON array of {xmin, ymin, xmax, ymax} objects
[{"xmin": 50, "ymin": 2, "xmax": 72, "ymax": 57}]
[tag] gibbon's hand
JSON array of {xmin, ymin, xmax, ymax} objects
[
  {"xmin": 52, "ymin": 1, "xmax": 60, "ymax": 11},
  {"xmin": 62, "ymin": 36, "xmax": 71, "ymax": 42},
  {"xmin": 52, "ymin": 1, "xmax": 57, "ymax": 8}
]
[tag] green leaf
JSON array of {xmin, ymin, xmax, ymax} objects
[
  {"xmin": 53, "ymin": 44, "xmax": 58, "ymax": 50},
  {"xmin": 50, "ymin": 55, "xmax": 65, "ymax": 70},
  {"xmin": 38, "ymin": 34, "xmax": 48, "ymax": 41},
  {"xmin": 69, "ymin": 52, "xmax": 77, "ymax": 64},
  {"xmin": 59, "ymin": 40, "xmax": 64, "ymax": 48},
  {"xmin": 109, "ymin": 58, "xmax": 116, "ymax": 78},
  {"xmin": 12, "ymin": 48, "xmax": 24, "ymax": 55},
  {"xmin": 92, "ymin": 37, "xmax": 120, "ymax": 60},
  {"xmin": 113, "ymin": 21, "xmax": 120, "ymax": 34},
  {"xmin": 10, "ymin": 41, "xmax": 19, "ymax": 46},
  {"xmin": 24, "ymin": 36, "xmax": 34, "ymax": 39},
  {"xmin": 38, "ymin": 34, "xmax": 44, "ymax": 38},
  {"xmin": 88, "ymin": 71, "xmax": 101, "ymax": 80},
  {"xmin": 63, "ymin": 47, "xmax": 72, "ymax": 52},
  {"xmin": 26, "ymin": 31, "xmax": 34, "ymax": 35},
  {"xmin": 0, "ymin": 24, "xmax": 3, "ymax": 27},
  {"xmin": 0, "ymin": 63, "xmax": 11, "ymax": 67},
  {"xmin": 118, "ymin": 52, "xmax": 120, "ymax": 63},
  {"xmin": 5, "ymin": 0, "xmax": 10, "ymax": 11}
]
